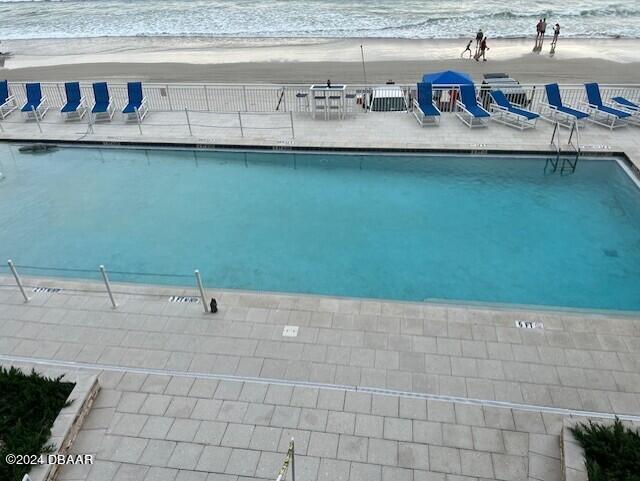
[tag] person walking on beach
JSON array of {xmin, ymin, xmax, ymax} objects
[
  {"xmin": 551, "ymin": 23, "xmax": 560, "ymax": 48},
  {"xmin": 461, "ymin": 39, "xmax": 473, "ymax": 58},
  {"xmin": 476, "ymin": 37, "xmax": 489, "ymax": 61}
]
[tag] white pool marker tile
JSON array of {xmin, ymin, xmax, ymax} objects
[
  {"xmin": 282, "ymin": 325, "xmax": 299, "ymax": 337},
  {"xmin": 168, "ymin": 296, "xmax": 200, "ymax": 304},
  {"xmin": 515, "ymin": 320, "xmax": 544, "ymax": 330},
  {"xmin": 32, "ymin": 287, "xmax": 62, "ymax": 294}
]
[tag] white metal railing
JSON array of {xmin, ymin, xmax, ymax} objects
[
  {"xmin": 5, "ymin": 260, "xmax": 213, "ymax": 312},
  {"xmin": 4, "ymin": 81, "xmax": 639, "ymax": 115}
]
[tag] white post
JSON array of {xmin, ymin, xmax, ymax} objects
[
  {"xmin": 291, "ymin": 438, "xmax": 296, "ymax": 481},
  {"xmin": 135, "ymin": 107, "xmax": 142, "ymax": 135},
  {"xmin": 243, "ymin": 86, "xmax": 248, "ymax": 112},
  {"xmin": 194, "ymin": 269, "xmax": 208, "ymax": 313},
  {"xmin": 8, "ymin": 259, "xmax": 30, "ymax": 303},
  {"xmin": 166, "ymin": 84, "xmax": 173, "ymax": 110},
  {"xmin": 204, "ymin": 86, "xmax": 210, "ymax": 111},
  {"xmin": 290, "ymin": 111, "xmax": 295, "ymax": 139},
  {"xmin": 32, "ymin": 106, "xmax": 42, "ymax": 134},
  {"xmin": 185, "ymin": 108, "xmax": 193, "ymax": 136},
  {"xmin": 99, "ymin": 265, "xmax": 117, "ymax": 309},
  {"xmin": 238, "ymin": 112, "xmax": 244, "ymax": 138}
]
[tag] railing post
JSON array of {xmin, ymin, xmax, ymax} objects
[
  {"xmin": 166, "ymin": 84, "xmax": 173, "ymax": 110},
  {"xmin": 290, "ymin": 111, "xmax": 295, "ymax": 139},
  {"xmin": 87, "ymin": 111, "xmax": 94, "ymax": 134},
  {"xmin": 238, "ymin": 112, "xmax": 244, "ymax": 137},
  {"xmin": 194, "ymin": 269, "xmax": 209, "ymax": 313},
  {"xmin": 7, "ymin": 260, "xmax": 30, "ymax": 303},
  {"xmin": 32, "ymin": 106, "xmax": 42, "ymax": 134},
  {"xmin": 204, "ymin": 86, "xmax": 210, "ymax": 111},
  {"xmin": 135, "ymin": 107, "xmax": 142, "ymax": 135},
  {"xmin": 290, "ymin": 438, "xmax": 295, "ymax": 481},
  {"xmin": 243, "ymin": 86, "xmax": 248, "ymax": 112},
  {"xmin": 99, "ymin": 265, "xmax": 117, "ymax": 309},
  {"xmin": 0, "ymin": 120, "xmax": 4, "ymax": 133},
  {"xmin": 185, "ymin": 108, "xmax": 193, "ymax": 136}
]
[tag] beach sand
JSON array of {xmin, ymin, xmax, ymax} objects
[{"xmin": 1, "ymin": 36, "xmax": 639, "ymax": 84}]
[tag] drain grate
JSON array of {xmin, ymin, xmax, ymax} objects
[
  {"xmin": 32, "ymin": 287, "xmax": 62, "ymax": 293},
  {"xmin": 515, "ymin": 320, "xmax": 544, "ymax": 330},
  {"xmin": 168, "ymin": 296, "xmax": 200, "ymax": 303}
]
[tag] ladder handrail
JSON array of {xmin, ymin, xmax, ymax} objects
[{"xmin": 567, "ymin": 119, "xmax": 581, "ymax": 157}]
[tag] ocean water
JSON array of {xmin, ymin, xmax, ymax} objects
[
  {"xmin": 1, "ymin": 145, "xmax": 640, "ymax": 311},
  {"xmin": 0, "ymin": 0, "xmax": 639, "ymax": 40}
]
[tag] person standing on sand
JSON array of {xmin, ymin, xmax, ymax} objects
[
  {"xmin": 475, "ymin": 29, "xmax": 483, "ymax": 55},
  {"xmin": 461, "ymin": 39, "xmax": 473, "ymax": 58},
  {"xmin": 540, "ymin": 18, "xmax": 547, "ymax": 44}
]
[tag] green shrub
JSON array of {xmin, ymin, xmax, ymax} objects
[
  {"xmin": 570, "ymin": 418, "xmax": 640, "ymax": 481},
  {"xmin": 0, "ymin": 366, "xmax": 75, "ymax": 481}
]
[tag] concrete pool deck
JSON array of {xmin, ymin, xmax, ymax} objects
[
  {"xmin": 1, "ymin": 274, "xmax": 640, "ymax": 481},
  {"xmin": 1, "ymin": 110, "xmax": 640, "ymax": 170}
]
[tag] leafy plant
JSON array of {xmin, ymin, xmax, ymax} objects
[
  {"xmin": 570, "ymin": 418, "xmax": 640, "ymax": 481},
  {"xmin": 0, "ymin": 366, "xmax": 74, "ymax": 481}
]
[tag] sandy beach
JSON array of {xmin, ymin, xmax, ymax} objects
[{"xmin": 1, "ymin": 36, "xmax": 639, "ymax": 84}]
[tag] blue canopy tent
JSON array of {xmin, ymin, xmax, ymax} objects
[
  {"xmin": 422, "ymin": 70, "xmax": 474, "ymax": 85},
  {"xmin": 421, "ymin": 70, "xmax": 474, "ymax": 111}
]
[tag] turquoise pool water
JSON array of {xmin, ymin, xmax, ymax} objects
[{"xmin": 1, "ymin": 144, "xmax": 639, "ymax": 311}]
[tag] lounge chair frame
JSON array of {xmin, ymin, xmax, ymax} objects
[
  {"xmin": 123, "ymin": 82, "xmax": 148, "ymax": 123},
  {"xmin": 93, "ymin": 101, "xmax": 115, "ymax": 122},
  {"xmin": 412, "ymin": 99, "xmax": 440, "ymax": 126},
  {"xmin": 489, "ymin": 101, "xmax": 538, "ymax": 130},
  {"xmin": 612, "ymin": 97, "xmax": 640, "ymax": 126},
  {"xmin": 61, "ymin": 83, "xmax": 87, "ymax": 122},
  {"xmin": 21, "ymin": 84, "xmax": 49, "ymax": 121},
  {"xmin": 0, "ymin": 81, "xmax": 17, "ymax": 119},
  {"xmin": 540, "ymin": 84, "xmax": 588, "ymax": 129},
  {"xmin": 412, "ymin": 83, "xmax": 440, "ymax": 126},
  {"xmin": 579, "ymin": 101, "xmax": 628, "ymax": 129},
  {"xmin": 455, "ymin": 87, "xmax": 490, "ymax": 128},
  {"xmin": 580, "ymin": 84, "xmax": 629, "ymax": 130}
]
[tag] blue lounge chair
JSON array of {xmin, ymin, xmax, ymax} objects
[
  {"xmin": 581, "ymin": 83, "xmax": 630, "ymax": 129},
  {"xmin": 0, "ymin": 80, "xmax": 17, "ymax": 119},
  {"xmin": 61, "ymin": 82, "xmax": 87, "ymax": 121},
  {"xmin": 541, "ymin": 83, "xmax": 588, "ymax": 127},
  {"xmin": 412, "ymin": 82, "xmax": 440, "ymax": 126},
  {"xmin": 122, "ymin": 82, "xmax": 148, "ymax": 122},
  {"xmin": 611, "ymin": 96, "xmax": 640, "ymax": 126},
  {"xmin": 455, "ymin": 84, "xmax": 490, "ymax": 128},
  {"xmin": 489, "ymin": 90, "xmax": 539, "ymax": 130},
  {"xmin": 92, "ymin": 82, "xmax": 115, "ymax": 121},
  {"xmin": 21, "ymin": 82, "xmax": 49, "ymax": 120}
]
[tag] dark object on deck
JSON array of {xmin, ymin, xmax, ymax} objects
[
  {"xmin": 210, "ymin": 298, "xmax": 218, "ymax": 313},
  {"xmin": 18, "ymin": 143, "xmax": 58, "ymax": 154}
]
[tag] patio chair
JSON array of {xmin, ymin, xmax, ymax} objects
[
  {"xmin": 540, "ymin": 83, "xmax": 588, "ymax": 128},
  {"xmin": 21, "ymin": 83, "xmax": 49, "ymax": 120},
  {"xmin": 580, "ymin": 83, "xmax": 630, "ymax": 129},
  {"xmin": 61, "ymin": 82, "xmax": 87, "ymax": 121},
  {"xmin": 488, "ymin": 90, "xmax": 539, "ymax": 130},
  {"xmin": 0, "ymin": 80, "xmax": 17, "ymax": 119},
  {"xmin": 455, "ymin": 84, "xmax": 490, "ymax": 128},
  {"xmin": 611, "ymin": 96, "xmax": 640, "ymax": 126},
  {"xmin": 412, "ymin": 82, "xmax": 440, "ymax": 126},
  {"xmin": 91, "ymin": 82, "xmax": 115, "ymax": 122},
  {"xmin": 122, "ymin": 82, "xmax": 148, "ymax": 122}
]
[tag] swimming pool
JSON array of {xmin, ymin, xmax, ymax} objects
[{"xmin": 1, "ymin": 144, "xmax": 639, "ymax": 312}]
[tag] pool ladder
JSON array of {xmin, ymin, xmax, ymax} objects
[{"xmin": 546, "ymin": 120, "xmax": 581, "ymax": 174}]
